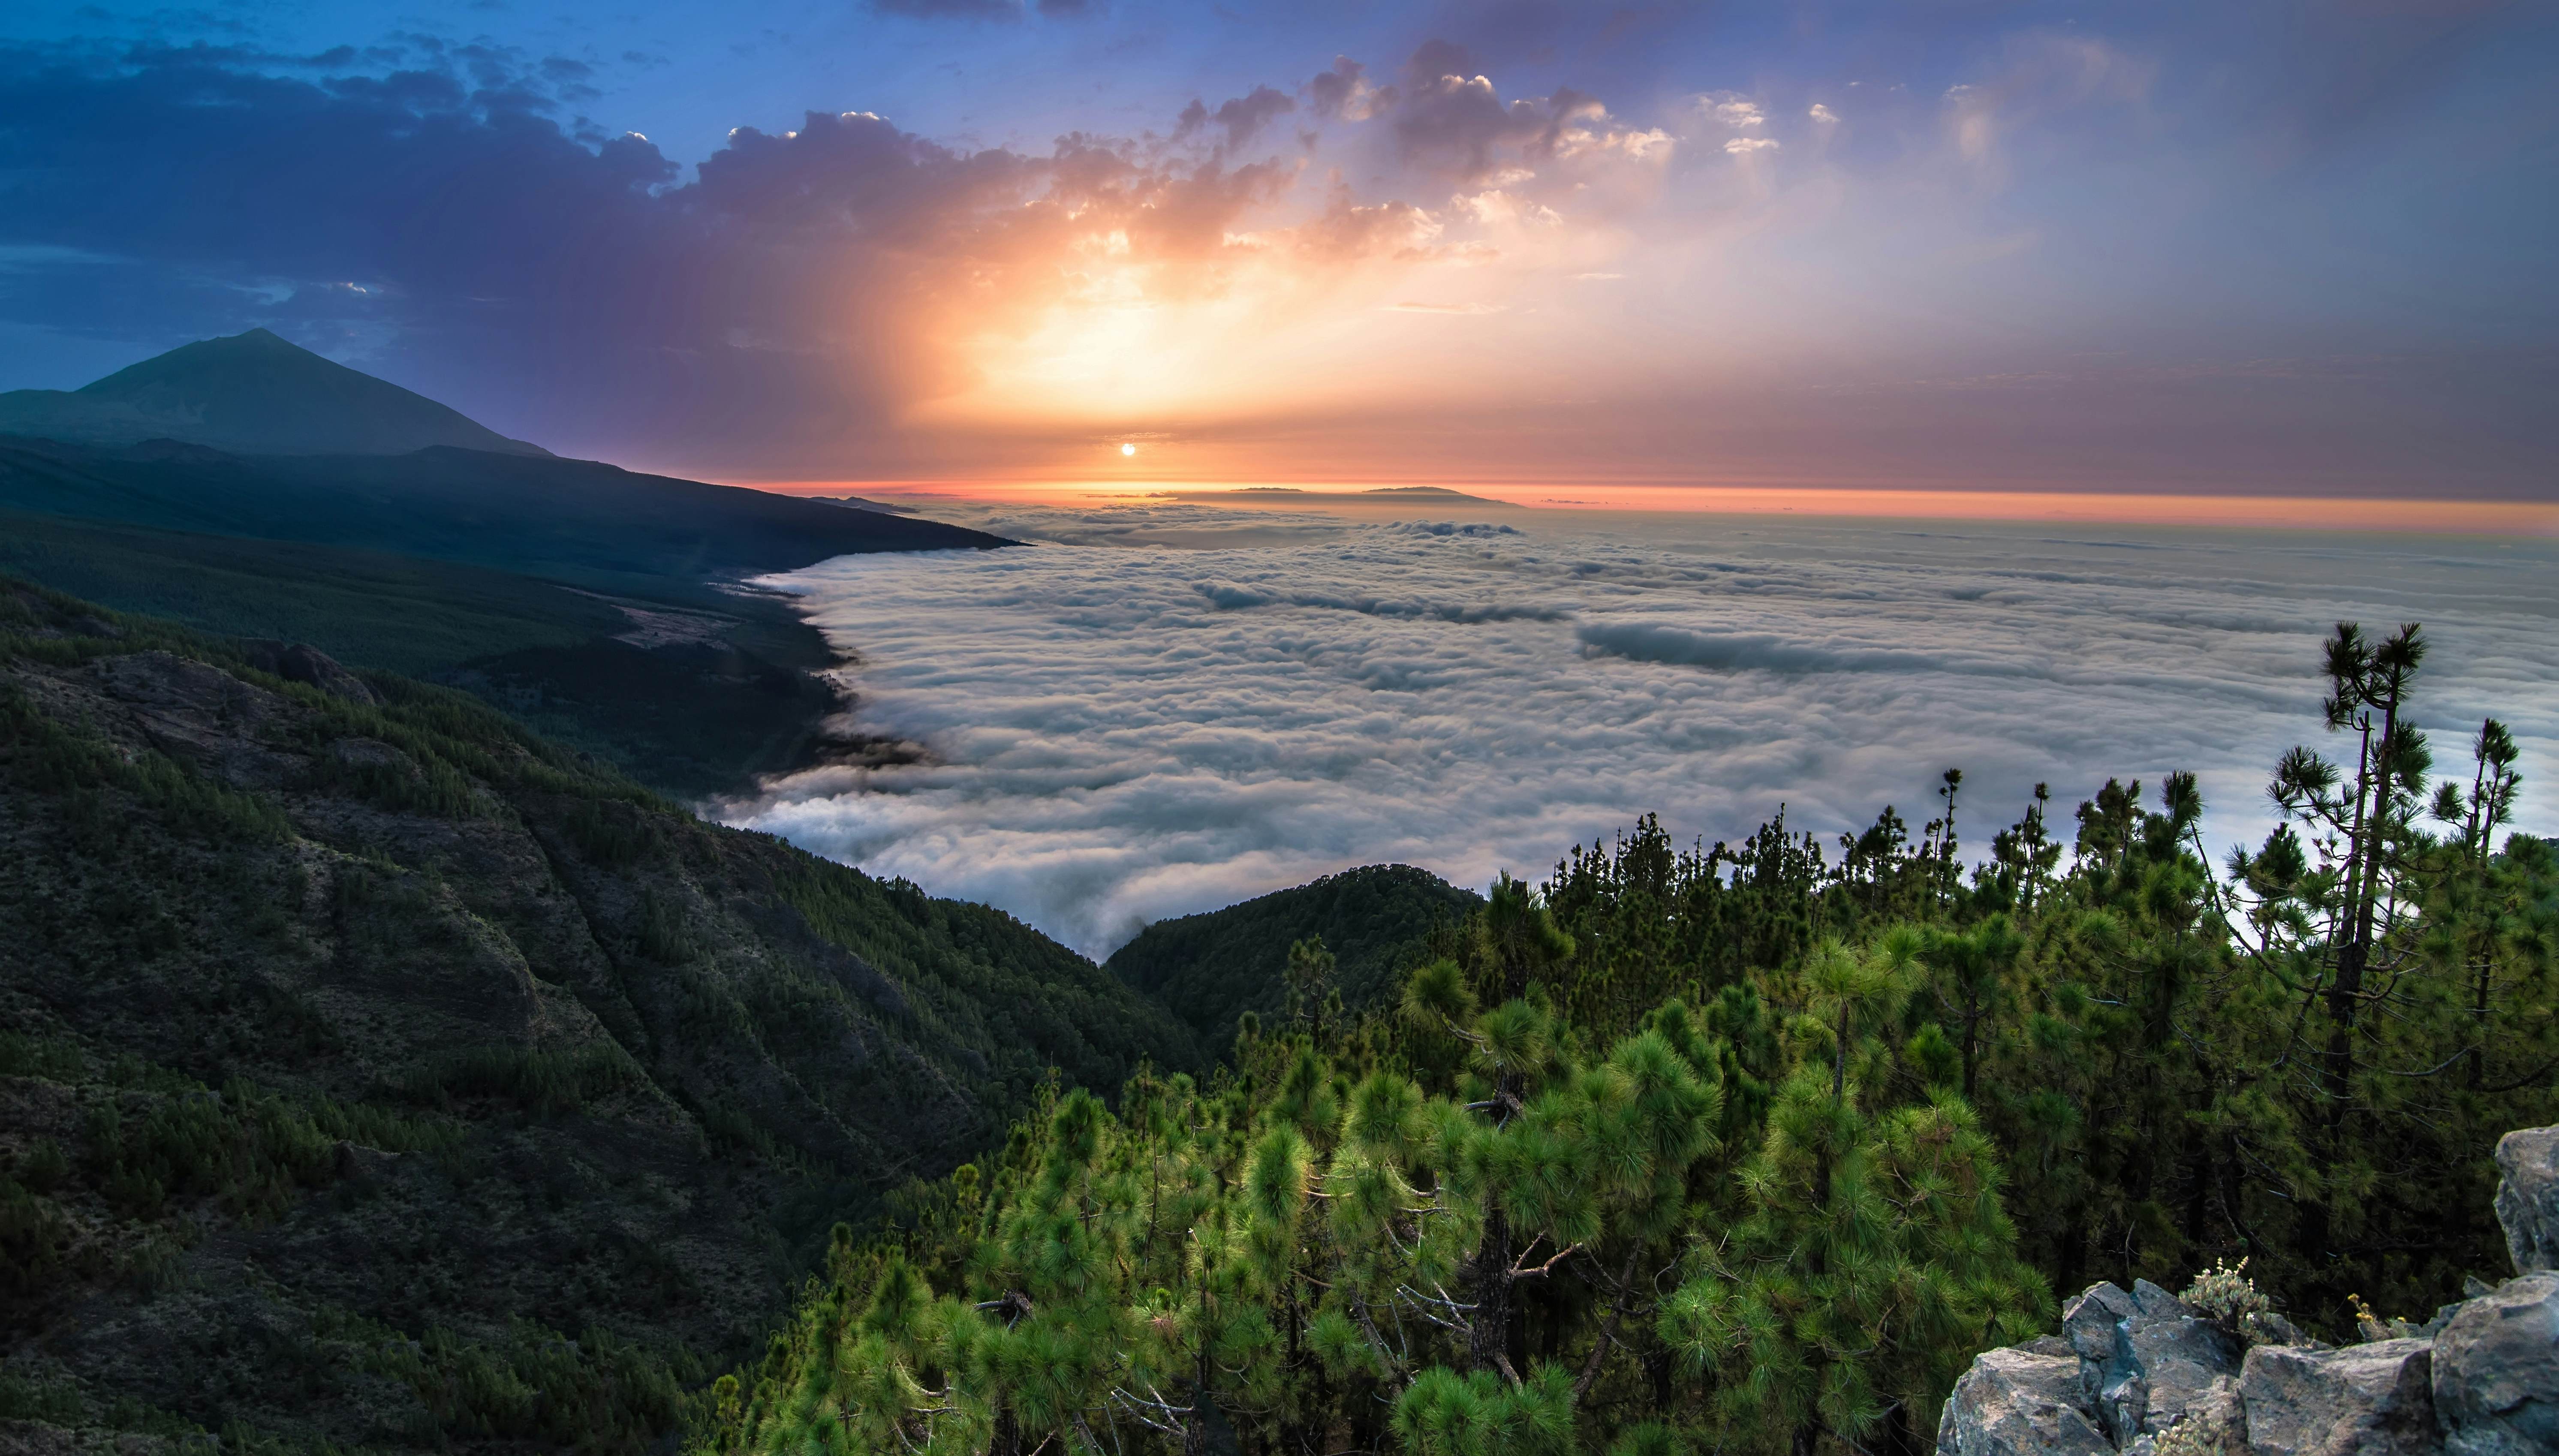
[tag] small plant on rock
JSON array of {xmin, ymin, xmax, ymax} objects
[
  {"xmin": 2182, "ymin": 1257, "xmax": 2285, "ymax": 1345},
  {"xmin": 2153, "ymin": 1408, "xmax": 2245, "ymax": 1456}
]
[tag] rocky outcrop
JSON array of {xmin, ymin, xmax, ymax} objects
[
  {"xmin": 2496, "ymin": 1127, "xmax": 2559, "ymax": 1276},
  {"xmin": 1936, "ymin": 1125, "xmax": 2559, "ymax": 1456},
  {"xmin": 2241, "ymin": 1340, "xmax": 2436, "ymax": 1456},
  {"xmin": 2061, "ymin": 1279, "xmax": 2246, "ymax": 1444},
  {"xmin": 2431, "ymin": 1272, "xmax": 2559, "ymax": 1456},
  {"xmin": 1937, "ymin": 1346, "xmax": 2116, "ymax": 1456},
  {"xmin": 239, "ymin": 638, "xmax": 379, "ymax": 705}
]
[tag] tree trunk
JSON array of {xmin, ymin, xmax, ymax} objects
[
  {"xmin": 992, "ymin": 1404, "xmax": 1022, "ymax": 1456},
  {"xmin": 2307, "ymin": 712, "xmax": 2380, "ymax": 1265},
  {"xmin": 1468, "ymin": 1205, "xmax": 1514, "ymax": 1378}
]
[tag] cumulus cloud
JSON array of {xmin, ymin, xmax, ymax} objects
[
  {"xmin": 725, "ymin": 506, "xmax": 2556, "ymax": 958},
  {"xmin": 1699, "ymin": 95, "xmax": 1766, "ymax": 129},
  {"xmin": 1388, "ymin": 41, "xmax": 1611, "ymax": 184},
  {"xmin": 1177, "ymin": 85, "xmax": 1297, "ymax": 152},
  {"xmin": 0, "ymin": 44, "xmax": 1352, "ymax": 469},
  {"xmin": 1307, "ymin": 56, "xmax": 1388, "ymax": 123}
]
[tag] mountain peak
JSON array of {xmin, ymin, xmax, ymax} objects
[{"xmin": 0, "ymin": 330, "xmax": 549, "ymax": 458}]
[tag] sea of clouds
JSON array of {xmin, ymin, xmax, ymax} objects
[{"xmin": 724, "ymin": 504, "xmax": 2558, "ymax": 960}]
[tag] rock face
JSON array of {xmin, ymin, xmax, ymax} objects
[
  {"xmin": 239, "ymin": 638, "xmax": 379, "ymax": 704},
  {"xmin": 2060, "ymin": 1279, "xmax": 2246, "ymax": 1444},
  {"xmin": 1934, "ymin": 1124, "xmax": 2559, "ymax": 1456},
  {"xmin": 1938, "ymin": 1347, "xmax": 2117, "ymax": 1456},
  {"xmin": 2242, "ymin": 1340, "xmax": 2436, "ymax": 1456},
  {"xmin": 2431, "ymin": 1272, "xmax": 2559, "ymax": 1456},
  {"xmin": 2496, "ymin": 1127, "xmax": 2559, "ymax": 1276}
]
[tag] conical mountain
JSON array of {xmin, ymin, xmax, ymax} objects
[{"xmin": 0, "ymin": 328, "xmax": 549, "ymax": 457}]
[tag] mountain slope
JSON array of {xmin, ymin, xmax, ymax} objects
[
  {"xmin": 0, "ymin": 435, "xmax": 1005, "ymax": 588},
  {"xmin": 0, "ymin": 579, "xmax": 1201, "ymax": 1453},
  {"xmin": 0, "ymin": 439, "xmax": 1011, "ymax": 796},
  {"xmin": 1105, "ymin": 863, "xmax": 1483, "ymax": 1050},
  {"xmin": 0, "ymin": 330, "xmax": 549, "ymax": 457}
]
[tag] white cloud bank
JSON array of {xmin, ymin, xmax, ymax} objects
[{"xmin": 726, "ymin": 507, "xmax": 2559, "ymax": 959}]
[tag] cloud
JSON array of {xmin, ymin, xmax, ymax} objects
[
  {"xmin": 0, "ymin": 44, "xmax": 1327, "ymax": 469},
  {"xmin": 1698, "ymin": 95, "xmax": 1765, "ymax": 129},
  {"xmin": 1385, "ymin": 300, "xmax": 1505, "ymax": 314},
  {"xmin": 1307, "ymin": 56, "xmax": 1388, "ymax": 123},
  {"xmin": 1177, "ymin": 84, "xmax": 1297, "ymax": 152},
  {"xmin": 4, "ymin": 3, "xmax": 2551, "ymax": 491},
  {"xmin": 1942, "ymin": 32, "xmax": 2154, "ymax": 173},
  {"xmin": 1388, "ymin": 41, "xmax": 1609, "ymax": 184},
  {"xmin": 1576, "ymin": 621, "xmax": 2008, "ymax": 676},
  {"xmin": 725, "ymin": 505, "xmax": 2556, "ymax": 958}
]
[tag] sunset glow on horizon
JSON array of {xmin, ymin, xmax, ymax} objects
[{"xmin": 742, "ymin": 478, "xmax": 2559, "ymax": 536}]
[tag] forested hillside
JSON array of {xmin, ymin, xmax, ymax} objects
[
  {"xmin": 718, "ymin": 622, "xmax": 2556, "ymax": 1456},
  {"xmin": 1107, "ymin": 865, "xmax": 1483, "ymax": 1050},
  {"xmin": 0, "ymin": 579, "xmax": 1199, "ymax": 1453}
]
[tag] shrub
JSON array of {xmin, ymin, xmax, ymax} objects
[{"xmin": 2183, "ymin": 1257, "xmax": 2285, "ymax": 1345}]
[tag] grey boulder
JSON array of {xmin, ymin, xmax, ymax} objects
[
  {"xmin": 1939, "ymin": 1347, "xmax": 2117, "ymax": 1456},
  {"xmin": 2432, "ymin": 1271, "xmax": 2559, "ymax": 1456},
  {"xmin": 2061, "ymin": 1280, "xmax": 2245, "ymax": 1444},
  {"xmin": 2495, "ymin": 1128, "xmax": 2559, "ymax": 1278},
  {"xmin": 2239, "ymin": 1338, "xmax": 2436, "ymax": 1456}
]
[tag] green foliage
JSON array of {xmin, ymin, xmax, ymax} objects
[
  {"xmin": 2180, "ymin": 1257, "xmax": 2283, "ymax": 1345},
  {"xmin": 0, "ymin": 580, "xmax": 1225, "ymax": 1456},
  {"xmin": 771, "ymin": 851, "xmax": 1206, "ymax": 1105},
  {"xmin": 401, "ymin": 1043, "xmax": 644, "ymax": 1119},
  {"xmin": 0, "ymin": 1032, "xmax": 84, "ymax": 1080},
  {"xmin": 83, "ymin": 1075, "xmax": 456, "ymax": 1224},
  {"xmin": 367, "ymin": 1318, "xmax": 696, "ymax": 1452},
  {"xmin": 1109, "ymin": 864, "xmax": 1483, "ymax": 1048},
  {"xmin": 0, "ymin": 680, "xmax": 292, "ymax": 844},
  {"xmin": 708, "ymin": 941, "xmax": 2040, "ymax": 1456}
]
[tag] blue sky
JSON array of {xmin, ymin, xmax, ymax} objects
[{"xmin": 3, "ymin": 1, "xmax": 2553, "ymax": 497}]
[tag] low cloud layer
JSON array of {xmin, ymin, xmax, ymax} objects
[{"xmin": 726, "ymin": 507, "xmax": 2559, "ymax": 958}]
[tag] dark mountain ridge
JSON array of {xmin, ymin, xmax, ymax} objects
[
  {"xmin": 0, "ymin": 330, "xmax": 551, "ymax": 458},
  {"xmin": 0, "ymin": 434, "xmax": 1005, "ymax": 585},
  {"xmin": 0, "ymin": 430, "xmax": 1009, "ymax": 797}
]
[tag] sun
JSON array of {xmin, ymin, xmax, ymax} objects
[{"xmin": 1120, "ymin": 442, "xmax": 1138, "ymax": 457}]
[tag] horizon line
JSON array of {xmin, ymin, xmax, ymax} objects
[{"xmin": 723, "ymin": 479, "xmax": 2559, "ymax": 535}]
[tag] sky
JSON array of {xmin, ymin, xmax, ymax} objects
[{"xmin": 3, "ymin": 1, "xmax": 2556, "ymax": 500}]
